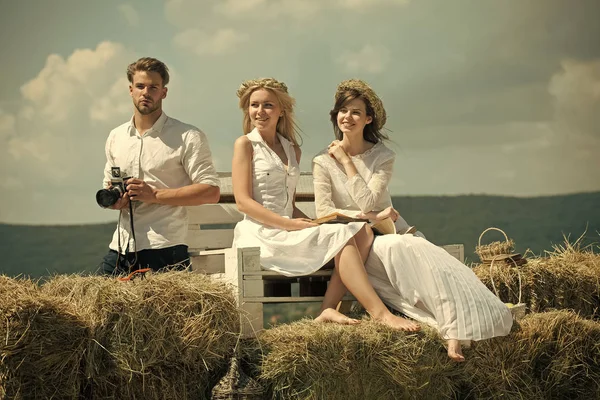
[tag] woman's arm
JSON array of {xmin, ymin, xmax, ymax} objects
[
  {"xmin": 313, "ymin": 162, "xmax": 356, "ymax": 218},
  {"xmin": 232, "ymin": 137, "xmax": 314, "ymax": 231},
  {"xmin": 291, "ymin": 145, "xmax": 311, "ymax": 219},
  {"xmin": 327, "ymin": 141, "xmax": 395, "ymax": 213}
]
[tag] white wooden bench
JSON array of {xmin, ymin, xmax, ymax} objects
[{"xmin": 187, "ymin": 172, "xmax": 465, "ymax": 335}]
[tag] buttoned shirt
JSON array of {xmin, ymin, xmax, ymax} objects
[{"xmin": 103, "ymin": 112, "xmax": 219, "ymax": 253}]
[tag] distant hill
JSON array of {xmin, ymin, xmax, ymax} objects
[{"xmin": 1, "ymin": 192, "xmax": 599, "ymax": 278}]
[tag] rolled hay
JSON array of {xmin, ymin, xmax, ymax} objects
[
  {"xmin": 463, "ymin": 310, "xmax": 600, "ymax": 400},
  {"xmin": 42, "ymin": 271, "xmax": 240, "ymax": 400},
  {"xmin": 0, "ymin": 275, "xmax": 89, "ymax": 400},
  {"xmin": 472, "ymin": 239, "xmax": 600, "ymax": 318},
  {"xmin": 249, "ymin": 318, "xmax": 462, "ymax": 400}
]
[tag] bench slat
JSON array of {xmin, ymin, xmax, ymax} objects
[
  {"xmin": 242, "ymin": 296, "xmax": 356, "ymax": 303},
  {"xmin": 188, "ymin": 230, "xmax": 234, "ymax": 251},
  {"xmin": 188, "ymin": 204, "xmax": 243, "ymax": 225}
]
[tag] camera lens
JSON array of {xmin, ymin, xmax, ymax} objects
[{"xmin": 96, "ymin": 187, "xmax": 123, "ymax": 208}]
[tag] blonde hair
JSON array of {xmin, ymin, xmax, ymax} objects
[{"xmin": 237, "ymin": 78, "xmax": 301, "ymax": 146}]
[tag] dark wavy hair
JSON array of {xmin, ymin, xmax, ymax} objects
[{"xmin": 329, "ymin": 90, "xmax": 388, "ymax": 144}]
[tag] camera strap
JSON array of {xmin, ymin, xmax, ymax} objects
[{"xmin": 115, "ymin": 200, "xmax": 138, "ymax": 274}]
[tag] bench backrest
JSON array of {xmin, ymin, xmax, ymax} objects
[
  {"xmin": 187, "ymin": 172, "xmax": 316, "ymax": 252},
  {"xmin": 187, "ymin": 172, "xmax": 465, "ymax": 264}
]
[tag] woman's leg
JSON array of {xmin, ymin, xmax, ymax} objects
[
  {"xmin": 319, "ymin": 236, "xmax": 419, "ymax": 331},
  {"xmin": 320, "ymin": 224, "xmax": 374, "ymax": 312}
]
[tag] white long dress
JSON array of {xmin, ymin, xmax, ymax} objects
[
  {"xmin": 232, "ymin": 128, "xmax": 366, "ymax": 277},
  {"xmin": 313, "ymin": 142, "xmax": 513, "ymax": 341}
]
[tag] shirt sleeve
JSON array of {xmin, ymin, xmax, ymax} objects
[
  {"xmin": 182, "ymin": 129, "xmax": 220, "ymax": 187},
  {"xmin": 312, "ymin": 160, "xmax": 350, "ymax": 218},
  {"xmin": 102, "ymin": 131, "xmax": 116, "ymax": 189},
  {"xmin": 344, "ymin": 157, "xmax": 395, "ymax": 213}
]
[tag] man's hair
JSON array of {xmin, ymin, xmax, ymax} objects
[{"xmin": 126, "ymin": 57, "xmax": 170, "ymax": 86}]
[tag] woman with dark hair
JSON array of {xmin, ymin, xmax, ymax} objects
[
  {"xmin": 313, "ymin": 79, "xmax": 513, "ymax": 361},
  {"xmin": 231, "ymin": 78, "xmax": 419, "ymax": 331}
]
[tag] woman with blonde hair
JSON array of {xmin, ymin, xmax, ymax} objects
[
  {"xmin": 231, "ymin": 78, "xmax": 419, "ymax": 331},
  {"xmin": 313, "ymin": 79, "xmax": 513, "ymax": 361}
]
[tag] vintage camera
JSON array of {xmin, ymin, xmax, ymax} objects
[{"xmin": 96, "ymin": 167, "xmax": 131, "ymax": 208}]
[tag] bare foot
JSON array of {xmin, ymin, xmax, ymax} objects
[
  {"xmin": 375, "ymin": 312, "xmax": 420, "ymax": 332},
  {"xmin": 314, "ymin": 308, "xmax": 360, "ymax": 325},
  {"xmin": 447, "ymin": 339, "xmax": 465, "ymax": 362}
]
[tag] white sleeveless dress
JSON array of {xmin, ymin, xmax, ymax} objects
[
  {"xmin": 313, "ymin": 143, "xmax": 513, "ymax": 341},
  {"xmin": 233, "ymin": 129, "xmax": 366, "ymax": 277}
]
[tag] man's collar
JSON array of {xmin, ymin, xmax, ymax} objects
[{"xmin": 128, "ymin": 112, "xmax": 168, "ymax": 136}]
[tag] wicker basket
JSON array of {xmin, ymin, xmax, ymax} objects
[
  {"xmin": 211, "ymin": 357, "xmax": 264, "ymax": 400},
  {"xmin": 476, "ymin": 227, "xmax": 527, "ymax": 266},
  {"xmin": 477, "ymin": 228, "xmax": 526, "ymax": 321}
]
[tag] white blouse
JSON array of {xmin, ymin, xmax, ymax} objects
[{"xmin": 312, "ymin": 141, "xmax": 396, "ymax": 218}]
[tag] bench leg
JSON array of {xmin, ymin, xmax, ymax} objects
[{"xmin": 225, "ymin": 247, "xmax": 264, "ymax": 337}]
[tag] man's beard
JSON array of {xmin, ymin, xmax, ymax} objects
[{"xmin": 135, "ymin": 99, "xmax": 160, "ymax": 115}]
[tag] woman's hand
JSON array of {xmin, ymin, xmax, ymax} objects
[
  {"xmin": 375, "ymin": 206, "xmax": 400, "ymax": 222},
  {"xmin": 327, "ymin": 140, "xmax": 350, "ymax": 164},
  {"xmin": 285, "ymin": 218, "xmax": 318, "ymax": 231}
]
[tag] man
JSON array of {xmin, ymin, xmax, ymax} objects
[{"xmin": 99, "ymin": 57, "xmax": 220, "ymax": 275}]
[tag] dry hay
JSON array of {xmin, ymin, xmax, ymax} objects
[
  {"xmin": 463, "ymin": 310, "xmax": 600, "ymax": 400},
  {"xmin": 475, "ymin": 238, "xmax": 516, "ymax": 262},
  {"xmin": 472, "ymin": 238, "xmax": 600, "ymax": 318},
  {"xmin": 41, "ymin": 271, "xmax": 240, "ymax": 400},
  {"xmin": 0, "ymin": 275, "xmax": 88, "ymax": 400},
  {"xmin": 247, "ymin": 318, "xmax": 462, "ymax": 400},
  {"xmin": 247, "ymin": 310, "xmax": 600, "ymax": 400}
]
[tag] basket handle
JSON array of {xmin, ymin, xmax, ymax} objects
[
  {"xmin": 489, "ymin": 255, "xmax": 522, "ymax": 304},
  {"xmin": 478, "ymin": 227, "xmax": 510, "ymax": 248}
]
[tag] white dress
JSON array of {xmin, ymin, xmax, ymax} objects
[
  {"xmin": 313, "ymin": 142, "xmax": 513, "ymax": 341},
  {"xmin": 232, "ymin": 128, "xmax": 365, "ymax": 277}
]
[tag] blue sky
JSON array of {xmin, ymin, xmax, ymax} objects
[{"xmin": 1, "ymin": 0, "xmax": 599, "ymax": 224}]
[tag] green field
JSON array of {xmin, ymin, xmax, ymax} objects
[{"xmin": 1, "ymin": 192, "xmax": 599, "ymax": 278}]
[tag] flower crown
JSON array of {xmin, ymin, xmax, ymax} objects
[
  {"xmin": 236, "ymin": 78, "xmax": 289, "ymax": 99},
  {"xmin": 335, "ymin": 79, "xmax": 387, "ymax": 130}
]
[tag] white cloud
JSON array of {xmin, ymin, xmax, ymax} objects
[
  {"xmin": 168, "ymin": 0, "xmax": 409, "ymax": 27},
  {"xmin": 337, "ymin": 44, "xmax": 391, "ymax": 74},
  {"xmin": 213, "ymin": 0, "xmax": 322, "ymax": 21},
  {"xmin": 0, "ymin": 109, "xmax": 16, "ymax": 139},
  {"xmin": 20, "ymin": 41, "xmax": 130, "ymax": 124},
  {"xmin": 336, "ymin": 0, "xmax": 411, "ymax": 9},
  {"xmin": 118, "ymin": 3, "xmax": 140, "ymax": 27},
  {"xmin": 173, "ymin": 28, "xmax": 249, "ymax": 55},
  {"xmin": 2, "ymin": 41, "xmax": 135, "ymax": 199},
  {"xmin": 90, "ymin": 77, "xmax": 131, "ymax": 122},
  {"xmin": 215, "ymin": 0, "xmax": 267, "ymax": 16},
  {"xmin": 548, "ymin": 59, "xmax": 600, "ymax": 138}
]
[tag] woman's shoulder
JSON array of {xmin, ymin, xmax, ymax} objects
[
  {"xmin": 371, "ymin": 141, "xmax": 396, "ymax": 161},
  {"xmin": 312, "ymin": 147, "xmax": 332, "ymax": 166},
  {"xmin": 233, "ymin": 135, "xmax": 253, "ymax": 154}
]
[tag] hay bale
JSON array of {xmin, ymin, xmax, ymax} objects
[
  {"xmin": 0, "ymin": 275, "xmax": 88, "ymax": 400},
  {"xmin": 42, "ymin": 271, "xmax": 240, "ymax": 400},
  {"xmin": 251, "ymin": 318, "xmax": 461, "ymax": 400},
  {"xmin": 464, "ymin": 311, "xmax": 600, "ymax": 399},
  {"xmin": 518, "ymin": 311, "xmax": 600, "ymax": 399},
  {"xmin": 473, "ymin": 240, "xmax": 600, "ymax": 318}
]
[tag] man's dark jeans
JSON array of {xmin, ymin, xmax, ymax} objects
[{"xmin": 99, "ymin": 245, "xmax": 190, "ymax": 276}]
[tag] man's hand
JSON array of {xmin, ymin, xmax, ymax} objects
[
  {"xmin": 110, "ymin": 193, "xmax": 130, "ymax": 210},
  {"xmin": 125, "ymin": 178, "xmax": 157, "ymax": 203}
]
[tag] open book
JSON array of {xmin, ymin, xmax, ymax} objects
[
  {"xmin": 312, "ymin": 212, "xmax": 369, "ymax": 225},
  {"xmin": 371, "ymin": 217, "xmax": 418, "ymax": 235}
]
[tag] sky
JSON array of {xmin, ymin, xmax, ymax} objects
[{"xmin": 1, "ymin": 0, "xmax": 599, "ymax": 225}]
